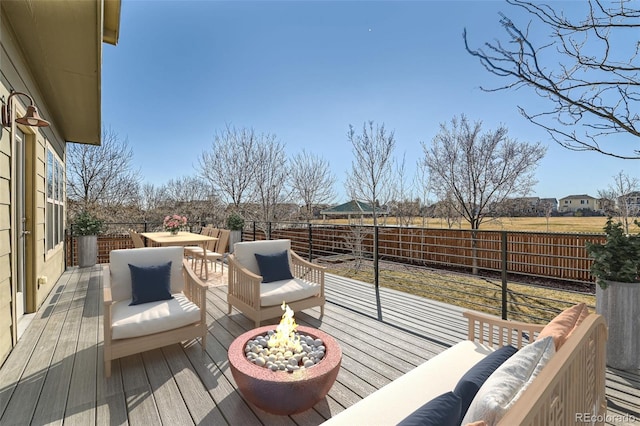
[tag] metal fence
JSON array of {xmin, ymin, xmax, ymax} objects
[
  {"xmin": 66, "ymin": 221, "xmax": 602, "ymax": 323},
  {"xmin": 242, "ymin": 222, "xmax": 601, "ymax": 323},
  {"xmin": 243, "ymin": 222, "xmax": 603, "ymax": 281}
]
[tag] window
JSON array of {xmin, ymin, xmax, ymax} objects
[{"xmin": 46, "ymin": 146, "xmax": 64, "ymax": 251}]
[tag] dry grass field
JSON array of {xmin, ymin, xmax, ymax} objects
[
  {"xmin": 319, "ymin": 216, "xmax": 640, "ymax": 234},
  {"xmin": 324, "ymin": 260, "xmax": 595, "ymax": 323}
]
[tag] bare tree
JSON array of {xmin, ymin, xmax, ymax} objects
[
  {"xmin": 251, "ymin": 135, "xmax": 291, "ymax": 231},
  {"xmin": 390, "ymin": 154, "xmax": 418, "ymax": 227},
  {"xmin": 159, "ymin": 176, "xmax": 223, "ymax": 226},
  {"xmin": 139, "ymin": 183, "xmax": 162, "ymax": 217},
  {"xmin": 423, "ymin": 115, "xmax": 546, "ymax": 230},
  {"xmin": 289, "ymin": 150, "xmax": 336, "ymax": 220},
  {"xmin": 423, "ymin": 115, "xmax": 546, "ymax": 273},
  {"xmin": 345, "ymin": 121, "xmax": 396, "ymax": 226},
  {"xmin": 464, "ymin": 0, "xmax": 640, "ymax": 159},
  {"xmin": 433, "ymin": 195, "xmax": 462, "ymax": 229},
  {"xmin": 342, "ymin": 226, "xmax": 369, "ymax": 272},
  {"xmin": 197, "ymin": 125, "xmax": 258, "ymax": 210},
  {"xmin": 598, "ymin": 171, "xmax": 640, "ymax": 233},
  {"xmin": 66, "ymin": 127, "xmax": 141, "ymax": 217},
  {"xmin": 414, "ymin": 160, "xmax": 433, "ymax": 228},
  {"xmin": 542, "ymin": 200, "xmax": 555, "ymax": 232}
]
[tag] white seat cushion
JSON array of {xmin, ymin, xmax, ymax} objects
[
  {"xmin": 322, "ymin": 340, "xmax": 496, "ymax": 425},
  {"xmin": 111, "ymin": 292, "xmax": 201, "ymax": 340},
  {"xmin": 260, "ymin": 278, "xmax": 321, "ymax": 307}
]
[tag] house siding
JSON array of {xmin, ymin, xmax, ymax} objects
[{"xmin": 0, "ymin": 12, "xmax": 67, "ymax": 364}]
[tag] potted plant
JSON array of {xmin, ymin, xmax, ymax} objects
[
  {"xmin": 226, "ymin": 212, "xmax": 245, "ymax": 253},
  {"xmin": 586, "ymin": 217, "xmax": 640, "ymax": 369},
  {"xmin": 73, "ymin": 211, "xmax": 104, "ymax": 268}
]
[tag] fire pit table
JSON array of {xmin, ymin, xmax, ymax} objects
[{"xmin": 228, "ymin": 325, "xmax": 342, "ymax": 415}]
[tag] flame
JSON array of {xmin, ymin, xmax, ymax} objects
[{"xmin": 268, "ymin": 302, "xmax": 302, "ymax": 353}]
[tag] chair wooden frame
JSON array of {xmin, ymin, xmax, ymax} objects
[
  {"xmin": 194, "ymin": 229, "xmax": 230, "ymax": 278},
  {"xmin": 129, "ymin": 229, "xmax": 146, "ymax": 248},
  {"xmin": 227, "ymin": 248, "xmax": 325, "ymax": 327},
  {"xmin": 185, "ymin": 227, "xmax": 216, "ymax": 264},
  {"xmin": 103, "ymin": 258, "xmax": 207, "ymax": 377}
]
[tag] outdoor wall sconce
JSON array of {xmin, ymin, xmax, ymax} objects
[{"xmin": 1, "ymin": 91, "xmax": 50, "ymax": 128}]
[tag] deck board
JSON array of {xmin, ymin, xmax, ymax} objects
[{"xmin": 0, "ymin": 264, "xmax": 637, "ymax": 425}]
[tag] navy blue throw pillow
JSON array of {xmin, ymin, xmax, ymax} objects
[
  {"xmin": 254, "ymin": 250, "xmax": 294, "ymax": 283},
  {"xmin": 397, "ymin": 391, "xmax": 462, "ymax": 426},
  {"xmin": 453, "ymin": 344, "xmax": 518, "ymax": 418},
  {"xmin": 128, "ymin": 261, "xmax": 173, "ymax": 306}
]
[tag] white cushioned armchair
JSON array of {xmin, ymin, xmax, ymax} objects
[
  {"xmin": 227, "ymin": 239, "xmax": 325, "ymax": 327},
  {"xmin": 103, "ymin": 247, "xmax": 207, "ymax": 377}
]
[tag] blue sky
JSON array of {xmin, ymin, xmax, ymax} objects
[{"xmin": 102, "ymin": 0, "xmax": 639, "ymax": 203}]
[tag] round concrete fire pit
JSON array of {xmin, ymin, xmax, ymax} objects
[{"xmin": 228, "ymin": 325, "xmax": 342, "ymax": 415}]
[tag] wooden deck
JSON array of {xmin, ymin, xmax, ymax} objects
[{"xmin": 0, "ymin": 264, "xmax": 638, "ymax": 425}]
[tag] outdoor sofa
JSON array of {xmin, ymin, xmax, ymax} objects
[{"xmin": 324, "ymin": 304, "xmax": 607, "ymax": 425}]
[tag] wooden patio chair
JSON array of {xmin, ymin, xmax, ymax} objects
[
  {"xmin": 189, "ymin": 229, "xmax": 229, "ymax": 279},
  {"xmin": 128, "ymin": 229, "xmax": 145, "ymax": 248},
  {"xmin": 184, "ymin": 226, "xmax": 212, "ymax": 258},
  {"xmin": 185, "ymin": 227, "xmax": 217, "ymax": 267},
  {"xmin": 103, "ymin": 246, "xmax": 207, "ymax": 377},
  {"xmin": 227, "ymin": 239, "xmax": 325, "ymax": 327}
]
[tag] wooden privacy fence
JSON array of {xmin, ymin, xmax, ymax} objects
[
  {"xmin": 246, "ymin": 223, "xmax": 605, "ymax": 284},
  {"xmin": 65, "ymin": 222, "xmax": 206, "ymax": 266},
  {"xmin": 66, "ymin": 222, "xmax": 604, "ymax": 284}
]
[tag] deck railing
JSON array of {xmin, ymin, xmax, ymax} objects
[{"xmin": 65, "ymin": 221, "xmax": 601, "ymax": 323}]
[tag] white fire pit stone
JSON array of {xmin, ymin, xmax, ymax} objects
[{"xmin": 245, "ymin": 330, "xmax": 326, "ymax": 372}]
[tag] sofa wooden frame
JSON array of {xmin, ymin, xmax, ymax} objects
[
  {"xmin": 325, "ymin": 310, "xmax": 607, "ymax": 425},
  {"xmin": 464, "ymin": 310, "xmax": 608, "ymax": 426},
  {"xmin": 103, "ymin": 259, "xmax": 207, "ymax": 377},
  {"xmin": 227, "ymin": 249, "xmax": 325, "ymax": 327}
]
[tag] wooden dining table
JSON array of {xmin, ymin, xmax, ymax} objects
[{"xmin": 140, "ymin": 231, "xmax": 218, "ymax": 279}]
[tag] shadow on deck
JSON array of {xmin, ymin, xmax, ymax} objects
[{"xmin": 0, "ymin": 264, "xmax": 637, "ymax": 425}]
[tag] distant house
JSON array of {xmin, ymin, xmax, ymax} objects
[
  {"xmin": 320, "ymin": 200, "xmax": 388, "ymax": 224},
  {"xmin": 559, "ymin": 194, "xmax": 603, "ymax": 213},
  {"xmin": 539, "ymin": 198, "xmax": 558, "ymax": 215},
  {"xmin": 619, "ymin": 191, "xmax": 640, "ymax": 212},
  {"xmin": 494, "ymin": 197, "xmax": 558, "ymax": 217}
]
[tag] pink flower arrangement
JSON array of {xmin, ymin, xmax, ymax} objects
[{"xmin": 163, "ymin": 214, "xmax": 187, "ymax": 234}]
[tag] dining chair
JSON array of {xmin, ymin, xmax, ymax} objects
[
  {"xmin": 129, "ymin": 229, "xmax": 146, "ymax": 248},
  {"xmin": 191, "ymin": 229, "xmax": 230, "ymax": 279},
  {"xmin": 185, "ymin": 227, "xmax": 215, "ymax": 267}
]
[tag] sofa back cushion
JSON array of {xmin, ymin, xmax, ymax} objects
[
  {"xmin": 233, "ymin": 239, "xmax": 291, "ymax": 277},
  {"xmin": 454, "ymin": 345, "xmax": 518, "ymax": 419},
  {"xmin": 537, "ymin": 302, "xmax": 589, "ymax": 349},
  {"xmin": 110, "ymin": 247, "xmax": 185, "ymax": 302},
  {"xmin": 397, "ymin": 391, "xmax": 462, "ymax": 426},
  {"xmin": 461, "ymin": 336, "xmax": 555, "ymax": 425}
]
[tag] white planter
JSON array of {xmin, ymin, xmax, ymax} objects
[
  {"xmin": 77, "ymin": 235, "xmax": 98, "ymax": 268},
  {"xmin": 228, "ymin": 230, "xmax": 242, "ymax": 253},
  {"xmin": 596, "ymin": 280, "xmax": 640, "ymax": 370}
]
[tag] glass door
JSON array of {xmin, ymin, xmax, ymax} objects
[{"xmin": 15, "ymin": 129, "xmax": 26, "ymax": 324}]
